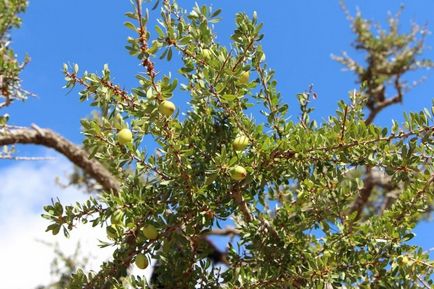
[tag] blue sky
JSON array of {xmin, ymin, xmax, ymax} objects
[
  {"xmin": 6, "ymin": 0, "xmax": 434, "ymax": 137},
  {"xmin": 1, "ymin": 1, "xmax": 434, "ymax": 286}
]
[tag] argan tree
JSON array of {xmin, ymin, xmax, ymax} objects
[{"xmin": 1, "ymin": 0, "xmax": 434, "ymax": 288}]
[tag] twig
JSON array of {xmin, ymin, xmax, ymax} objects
[
  {"xmin": 256, "ymin": 64, "xmax": 283, "ymax": 138},
  {"xmin": 0, "ymin": 155, "xmax": 56, "ymax": 161},
  {"xmin": 205, "ymin": 227, "xmax": 240, "ymax": 236},
  {"xmin": 281, "ymin": 125, "xmax": 434, "ymax": 159},
  {"xmin": 0, "ymin": 97, "xmax": 11, "ymax": 109},
  {"xmin": 212, "ymin": 49, "xmax": 233, "ymax": 87},
  {"xmin": 231, "ymin": 36, "xmax": 256, "ymax": 72},
  {"xmin": 340, "ymin": 105, "xmax": 348, "ymax": 142},
  {"xmin": 231, "ymin": 188, "xmax": 253, "ymax": 222},
  {"xmin": 416, "ymin": 275, "xmax": 431, "ymax": 289}
]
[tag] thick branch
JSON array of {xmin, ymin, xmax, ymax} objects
[
  {"xmin": 0, "ymin": 98, "xmax": 11, "ymax": 109},
  {"xmin": 347, "ymin": 167, "xmax": 374, "ymax": 220},
  {"xmin": 231, "ymin": 188, "xmax": 281, "ymax": 239},
  {"xmin": 347, "ymin": 167, "xmax": 398, "ymax": 220},
  {"xmin": 365, "ymin": 76, "xmax": 403, "ymax": 125},
  {"xmin": 365, "ymin": 94, "xmax": 402, "ymax": 125},
  {"xmin": 206, "ymin": 227, "xmax": 240, "ymax": 236},
  {"xmin": 231, "ymin": 188, "xmax": 253, "ymax": 222},
  {"xmin": 0, "ymin": 126, "xmax": 120, "ymax": 193}
]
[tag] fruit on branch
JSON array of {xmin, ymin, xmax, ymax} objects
[
  {"xmin": 229, "ymin": 165, "xmax": 247, "ymax": 181},
  {"xmin": 159, "ymin": 100, "xmax": 176, "ymax": 117},
  {"xmin": 117, "ymin": 128, "xmax": 133, "ymax": 145},
  {"xmin": 232, "ymin": 134, "xmax": 249, "ymax": 151},
  {"xmin": 135, "ymin": 253, "xmax": 149, "ymax": 269},
  {"xmin": 239, "ymin": 71, "xmax": 250, "ymax": 84},
  {"xmin": 142, "ymin": 224, "xmax": 159, "ymax": 240}
]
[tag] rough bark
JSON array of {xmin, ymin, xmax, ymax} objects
[{"xmin": 0, "ymin": 125, "xmax": 120, "ymax": 193}]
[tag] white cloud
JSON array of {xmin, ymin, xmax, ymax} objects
[{"xmin": 0, "ymin": 152, "xmax": 151, "ymax": 289}]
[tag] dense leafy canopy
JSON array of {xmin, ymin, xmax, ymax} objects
[
  {"xmin": 0, "ymin": 0, "xmax": 28, "ymax": 124},
  {"xmin": 1, "ymin": 0, "xmax": 434, "ymax": 288}
]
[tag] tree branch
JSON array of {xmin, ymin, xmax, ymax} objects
[
  {"xmin": 347, "ymin": 167, "xmax": 400, "ymax": 220},
  {"xmin": 0, "ymin": 125, "xmax": 120, "ymax": 193},
  {"xmin": 365, "ymin": 93, "xmax": 402, "ymax": 125},
  {"xmin": 231, "ymin": 188, "xmax": 253, "ymax": 222},
  {"xmin": 0, "ymin": 97, "xmax": 11, "ymax": 109},
  {"xmin": 347, "ymin": 167, "xmax": 374, "ymax": 220},
  {"xmin": 0, "ymin": 75, "xmax": 12, "ymax": 109},
  {"xmin": 365, "ymin": 75, "xmax": 403, "ymax": 125},
  {"xmin": 205, "ymin": 227, "xmax": 240, "ymax": 236}
]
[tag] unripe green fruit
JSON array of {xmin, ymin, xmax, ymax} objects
[
  {"xmin": 142, "ymin": 224, "xmax": 158, "ymax": 240},
  {"xmin": 239, "ymin": 71, "xmax": 250, "ymax": 84},
  {"xmin": 110, "ymin": 210, "xmax": 124, "ymax": 225},
  {"xmin": 202, "ymin": 49, "xmax": 211, "ymax": 59},
  {"xmin": 158, "ymin": 100, "xmax": 176, "ymax": 117},
  {"xmin": 229, "ymin": 165, "xmax": 247, "ymax": 181},
  {"xmin": 135, "ymin": 253, "xmax": 149, "ymax": 269},
  {"xmin": 232, "ymin": 135, "xmax": 249, "ymax": 151},
  {"xmin": 117, "ymin": 128, "xmax": 132, "ymax": 145}
]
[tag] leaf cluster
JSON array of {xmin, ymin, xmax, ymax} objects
[{"xmin": 7, "ymin": 0, "xmax": 432, "ymax": 288}]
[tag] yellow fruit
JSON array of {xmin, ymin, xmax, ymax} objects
[
  {"xmin": 135, "ymin": 253, "xmax": 149, "ymax": 269},
  {"xmin": 142, "ymin": 224, "xmax": 159, "ymax": 240},
  {"xmin": 239, "ymin": 71, "xmax": 250, "ymax": 84},
  {"xmin": 117, "ymin": 128, "xmax": 132, "ymax": 145},
  {"xmin": 202, "ymin": 49, "xmax": 211, "ymax": 59},
  {"xmin": 232, "ymin": 135, "xmax": 249, "ymax": 151},
  {"xmin": 110, "ymin": 210, "xmax": 124, "ymax": 225},
  {"xmin": 229, "ymin": 165, "xmax": 247, "ymax": 181},
  {"xmin": 158, "ymin": 100, "xmax": 176, "ymax": 117}
]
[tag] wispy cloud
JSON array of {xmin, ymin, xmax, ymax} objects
[{"xmin": 0, "ymin": 152, "xmax": 151, "ymax": 288}]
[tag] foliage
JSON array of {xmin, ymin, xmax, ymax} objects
[
  {"xmin": 0, "ymin": 0, "xmax": 26, "ymax": 35},
  {"xmin": 333, "ymin": 2, "xmax": 433, "ymax": 124},
  {"xmin": 0, "ymin": 0, "xmax": 29, "ymax": 113},
  {"xmin": 1, "ymin": 0, "xmax": 434, "ymax": 288}
]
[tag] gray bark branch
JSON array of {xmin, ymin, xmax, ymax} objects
[{"xmin": 0, "ymin": 126, "xmax": 120, "ymax": 193}]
